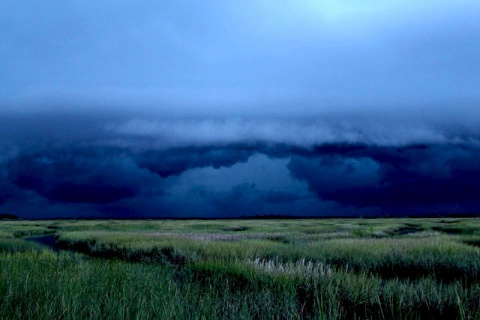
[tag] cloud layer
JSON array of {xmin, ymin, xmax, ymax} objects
[
  {"xmin": 1, "ymin": 1, "xmax": 480, "ymax": 217},
  {"xmin": 0, "ymin": 111, "xmax": 479, "ymax": 218}
]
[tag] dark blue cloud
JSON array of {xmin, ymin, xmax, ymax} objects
[
  {"xmin": 3, "ymin": 132, "xmax": 480, "ymax": 218},
  {"xmin": 46, "ymin": 182, "xmax": 136, "ymax": 204},
  {"xmin": 6, "ymin": 147, "xmax": 155, "ymax": 205},
  {"xmin": 287, "ymin": 144, "xmax": 480, "ymax": 214},
  {"xmin": 136, "ymin": 146, "xmax": 255, "ymax": 178},
  {"xmin": 261, "ymin": 191, "xmax": 306, "ymax": 204},
  {"xmin": 1, "ymin": 2, "xmax": 480, "ymax": 218}
]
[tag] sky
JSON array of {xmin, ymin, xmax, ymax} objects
[{"xmin": 1, "ymin": 1, "xmax": 480, "ymax": 218}]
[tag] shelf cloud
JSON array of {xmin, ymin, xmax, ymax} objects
[{"xmin": 1, "ymin": 1, "xmax": 480, "ymax": 217}]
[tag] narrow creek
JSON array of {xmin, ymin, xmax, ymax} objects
[{"xmin": 25, "ymin": 235, "xmax": 60, "ymax": 252}]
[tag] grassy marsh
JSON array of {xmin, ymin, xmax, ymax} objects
[{"xmin": 2, "ymin": 218, "xmax": 480, "ymax": 319}]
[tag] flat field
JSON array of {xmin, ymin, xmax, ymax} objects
[{"xmin": 1, "ymin": 218, "xmax": 480, "ymax": 319}]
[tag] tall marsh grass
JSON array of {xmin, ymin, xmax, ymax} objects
[{"xmin": 3, "ymin": 218, "xmax": 480, "ymax": 319}]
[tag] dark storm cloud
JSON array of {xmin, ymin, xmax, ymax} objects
[
  {"xmin": 0, "ymin": 137, "xmax": 294, "ymax": 217},
  {"xmin": 260, "ymin": 191, "xmax": 306, "ymax": 205},
  {"xmin": 287, "ymin": 144, "xmax": 480, "ymax": 213},
  {"xmin": 194, "ymin": 183, "xmax": 306, "ymax": 217},
  {"xmin": 2, "ymin": 108, "xmax": 480, "ymax": 217},
  {"xmin": 135, "ymin": 146, "xmax": 255, "ymax": 178},
  {"xmin": 1, "ymin": 1, "xmax": 480, "ymax": 218},
  {"xmin": 46, "ymin": 182, "xmax": 135, "ymax": 204},
  {"xmin": 199, "ymin": 183, "xmax": 257, "ymax": 213},
  {"xmin": 2, "ymin": 121, "xmax": 480, "ymax": 217},
  {"xmin": 0, "ymin": 182, "xmax": 13, "ymax": 206},
  {"xmin": 6, "ymin": 147, "xmax": 149, "ymax": 204}
]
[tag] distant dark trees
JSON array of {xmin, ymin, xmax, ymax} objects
[{"xmin": 0, "ymin": 213, "xmax": 20, "ymax": 220}]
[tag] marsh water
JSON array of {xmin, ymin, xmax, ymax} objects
[{"xmin": 26, "ymin": 235, "xmax": 59, "ymax": 252}]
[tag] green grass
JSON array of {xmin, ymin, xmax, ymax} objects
[
  {"xmin": 0, "ymin": 251, "xmax": 193, "ymax": 319},
  {"xmin": 2, "ymin": 218, "xmax": 480, "ymax": 319}
]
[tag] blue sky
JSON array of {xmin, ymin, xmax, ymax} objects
[{"xmin": 1, "ymin": 1, "xmax": 480, "ymax": 218}]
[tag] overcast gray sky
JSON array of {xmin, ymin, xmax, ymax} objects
[
  {"xmin": 2, "ymin": 1, "xmax": 480, "ymax": 117},
  {"xmin": 1, "ymin": 1, "xmax": 480, "ymax": 218}
]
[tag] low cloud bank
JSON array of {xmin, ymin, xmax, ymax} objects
[{"xmin": 1, "ymin": 112, "xmax": 480, "ymax": 218}]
